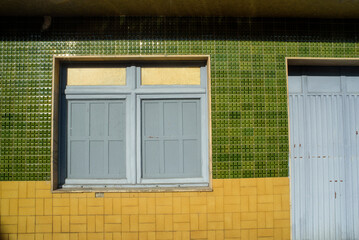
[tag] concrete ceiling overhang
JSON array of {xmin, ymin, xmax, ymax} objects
[{"xmin": 1, "ymin": 0, "xmax": 359, "ymax": 18}]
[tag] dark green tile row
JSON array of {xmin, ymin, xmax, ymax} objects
[{"xmin": 1, "ymin": 17, "xmax": 359, "ymax": 180}]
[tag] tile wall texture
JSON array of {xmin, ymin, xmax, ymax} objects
[
  {"xmin": 0, "ymin": 178, "xmax": 290, "ymax": 240},
  {"xmin": 1, "ymin": 17, "xmax": 359, "ymax": 180}
]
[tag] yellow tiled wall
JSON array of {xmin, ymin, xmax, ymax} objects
[{"xmin": 0, "ymin": 178, "xmax": 290, "ymax": 240}]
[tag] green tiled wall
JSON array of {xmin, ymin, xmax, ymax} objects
[{"xmin": 1, "ymin": 17, "xmax": 358, "ymax": 181}]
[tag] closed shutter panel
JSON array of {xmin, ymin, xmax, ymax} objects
[
  {"xmin": 141, "ymin": 99, "xmax": 201, "ymax": 178},
  {"xmin": 289, "ymin": 66, "xmax": 359, "ymax": 240},
  {"xmin": 67, "ymin": 100, "xmax": 126, "ymax": 179}
]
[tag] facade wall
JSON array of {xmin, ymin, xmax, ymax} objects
[{"xmin": 1, "ymin": 17, "xmax": 359, "ymax": 238}]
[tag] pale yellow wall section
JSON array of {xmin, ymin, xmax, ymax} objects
[
  {"xmin": 0, "ymin": 178, "xmax": 290, "ymax": 240},
  {"xmin": 141, "ymin": 67, "xmax": 201, "ymax": 85},
  {"xmin": 67, "ymin": 68, "xmax": 126, "ymax": 86}
]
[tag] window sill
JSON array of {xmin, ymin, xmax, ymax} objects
[{"xmin": 52, "ymin": 185, "xmax": 212, "ymax": 193}]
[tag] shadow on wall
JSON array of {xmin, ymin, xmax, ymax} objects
[{"xmin": 0, "ymin": 17, "xmax": 357, "ymax": 43}]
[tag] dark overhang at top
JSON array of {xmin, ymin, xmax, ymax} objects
[{"xmin": 1, "ymin": 0, "xmax": 359, "ymax": 18}]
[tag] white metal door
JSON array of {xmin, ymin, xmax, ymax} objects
[{"xmin": 289, "ymin": 66, "xmax": 359, "ymax": 240}]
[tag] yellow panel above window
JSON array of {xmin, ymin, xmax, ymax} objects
[
  {"xmin": 67, "ymin": 68, "xmax": 126, "ymax": 86},
  {"xmin": 141, "ymin": 67, "xmax": 201, "ymax": 85}
]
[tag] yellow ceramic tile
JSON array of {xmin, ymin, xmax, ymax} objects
[
  {"xmin": 274, "ymin": 219, "xmax": 290, "ymax": 228},
  {"xmin": 27, "ymin": 217, "xmax": 35, "ymax": 233},
  {"xmin": 224, "ymin": 203, "xmax": 241, "ymax": 213},
  {"xmin": 53, "ymin": 216, "xmax": 62, "ymax": 233},
  {"xmin": 190, "ymin": 214, "xmax": 199, "ymax": 230},
  {"xmin": 173, "ymin": 222, "xmax": 190, "ymax": 231},
  {"xmin": 258, "ymin": 195, "xmax": 274, "ymax": 203},
  {"xmin": 224, "ymin": 230, "xmax": 241, "ymax": 238},
  {"xmin": 1, "ymin": 198, "xmax": 10, "ymax": 215},
  {"xmin": 241, "ymin": 212, "xmax": 257, "ymax": 221},
  {"xmin": 156, "ymin": 205, "xmax": 172, "ymax": 214},
  {"xmin": 87, "ymin": 206, "xmax": 103, "ymax": 215},
  {"xmin": 232, "ymin": 213, "xmax": 241, "ymax": 229},
  {"xmin": 19, "ymin": 182, "xmax": 27, "ymax": 199},
  {"xmin": 139, "ymin": 223, "xmax": 156, "ymax": 231},
  {"xmin": 156, "ymin": 231, "xmax": 173, "ymax": 240},
  {"xmin": 35, "ymin": 190, "xmax": 52, "ymax": 199},
  {"xmin": 223, "ymin": 213, "xmax": 232, "ymax": 229},
  {"xmin": 62, "ymin": 216, "xmax": 70, "ymax": 232},
  {"xmin": 266, "ymin": 212, "xmax": 274, "ymax": 228},
  {"xmin": 258, "ymin": 203, "xmax": 274, "ymax": 212},
  {"xmin": 35, "ymin": 199, "xmax": 44, "ymax": 215},
  {"xmin": 241, "ymin": 187, "xmax": 257, "ymax": 195},
  {"xmin": 273, "ymin": 178, "xmax": 289, "ymax": 186},
  {"xmin": 95, "ymin": 216, "xmax": 103, "ymax": 232},
  {"xmin": 190, "ymin": 230, "xmax": 207, "ymax": 239},
  {"xmin": 112, "ymin": 198, "xmax": 121, "ymax": 215},
  {"xmin": 104, "ymin": 232, "xmax": 112, "ymax": 240},
  {"xmin": 207, "ymin": 213, "xmax": 223, "ymax": 222},
  {"xmin": 44, "ymin": 199, "xmax": 53, "ymax": 216},
  {"xmin": 282, "ymin": 227, "xmax": 291, "ymax": 240},
  {"xmin": 249, "ymin": 229, "xmax": 258, "ymax": 240},
  {"xmin": 78, "ymin": 233, "xmax": 86, "ymax": 240},
  {"xmin": 121, "ymin": 206, "xmax": 138, "ymax": 215},
  {"xmin": 37, "ymin": 216, "xmax": 52, "ymax": 224},
  {"xmin": 139, "ymin": 215, "xmax": 156, "ymax": 223},
  {"xmin": 197, "ymin": 214, "xmax": 207, "ymax": 230},
  {"xmin": 1, "ymin": 224, "xmax": 18, "ymax": 234},
  {"xmin": 2, "ymin": 182, "xmax": 19, "ymax": 191},
  {"xmin": 27, "ymin": 182, "xmax": 36, "ymax": 198},
  {"xmin": 258, "ymin": 229, "xmax": 274, "ymax": 237},
  {"xmin": 257, "ymin": 212, "xmax": 266, "ymax": 228},
  {"xmin": 274, "ymin": 211, "xmax": 290, "ymax": 220},
  {"xmin": 129, "ymin": 215, "xmax": 139, "ymax": 232},
  {"xmin": 179, "ymin": 197, "xmax": 190, "ymax": 214},
  {"xmin": 36, "ymin": 223, "xmax": 53, "ymax": 233},
  {"xmin": 70, "ymin": 199, "xmax": 79, "ymax": 216},
  {"xmin": 10, "ymin": 199, "xmax": 19, "ymax": 216},
  {"xmin": 273, "ymin": 186, "xmax": 289, "ymax": 194},
  {"xmin": 281, "ymin": 194, "xmax": 290, "ymax": 211},
  {"xmin": 18, "ymin": 234, "xmax": 35, "ymax": 240},
  {"xmin": 53, "ymin": 206, "xmax": 70, "ymax": 216},
  {"xmin": 87, "ymin": 216, "xmax": 95, "ymax": 233},
  {"xmin": 104, "ymin": 198, "xmax": 112, "ymax": 215},
  {"xmin": 105, "ymin": 215, "xmax": 122, "ymax": 224},
  {"xmin": 122, "ymin": 232, "xmax": 138, "ymax": 240},
  {"xmin": 2, "ymin": 216, "xmax": 17, "ymax": 225},
  {"xmin": 53, "ymin": 233, "xmax": 70, "ymax": 240},
  {"xmin": 121, "ymin": 215, "xmax": 130, "ymax": 232},
  {"xmin": 69, "ymin": 233, "xmax": 79, "ymax": 240},
  {"xmin": 190, "ymin": 204, "xmax": 207, "ymax": 214},
  {"xmin": 208, "ymin": 221, "xmax": 224, "ymax": 230},
  {"xmin": 241, "ymin": 220, "xmax": 258, "ymax": 229},
  {"xmin": 273, "ymin": 195, "xmax": 282, "ymax": 211},
  {"xmin": 240, "ymin": 178, "xmax": 257, "ymax": 187},
  {"xmin": 164, "ymin": 215, "xmax": 173, "ymax": 231},
  {"xmin": 18, "ymin": 216, "xmax": 27, "ymax": 233},
  {"xmin": 35, "ymin": 233, "xmax": 44, "ymax": 240},
  {"xmin": 273, "ymin": 228, "xmax": 282, "ymax": 240},
  {"xmin": 70, "ymin": 224, "xmax": 87, "ymax": 233},
  {"xmin": 54, "ymin": 198, "xmax": 70, "ymax": 207},
  {"xmin": 78, "ymin": 199, "xmax": 87, "ymax": 215},
  {"xmin": 104, "ymin": 223, "xmax": 122, "ymax": 232}
]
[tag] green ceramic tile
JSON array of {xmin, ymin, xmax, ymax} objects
[{"xmin": 1, "ymin": 17, "xmax": 359, "ymax": 180}]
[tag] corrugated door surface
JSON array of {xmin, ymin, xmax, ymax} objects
[{"xmin": 289, "ymin": 66, "xmax": 359, "ymax": 240}]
